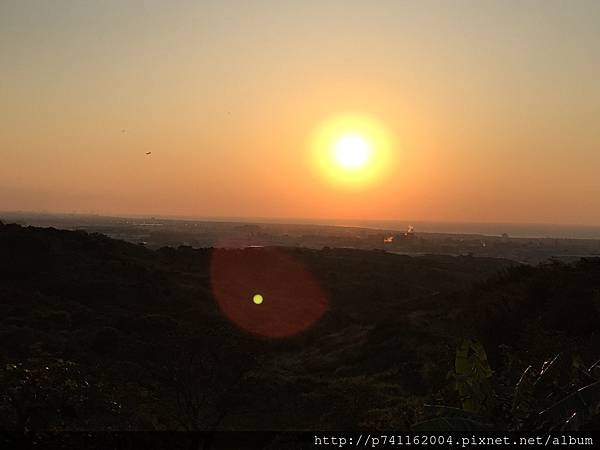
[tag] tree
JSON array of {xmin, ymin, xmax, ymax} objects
[{"xmin": 160, "ymin": 332, "xmax": 260, "ymax": 450}]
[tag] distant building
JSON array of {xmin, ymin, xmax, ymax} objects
[{"xmin": 403, "ymin": 225, "xmax": 416, "ymax": 239}]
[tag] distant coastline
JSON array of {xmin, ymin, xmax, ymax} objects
[
  {"xmin": 313, "ymin": 220, "xmax": 600, "ymax": 240},
  {"xmin": 2, "ymin": 210, "xmax": 600, "ymax": 240}
]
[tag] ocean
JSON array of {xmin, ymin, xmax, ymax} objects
[{"xmin": 309, "ymin": 220, "xmax": 600, "ymax": 240}]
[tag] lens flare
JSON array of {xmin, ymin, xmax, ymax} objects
[{"xmin": 210, "ymin": 248, "xmax": 328, "ymax": 338}]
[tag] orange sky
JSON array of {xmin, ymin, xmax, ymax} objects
[{"xmin": 1, "ymin": 1, "xmax": 600, "ymax": 224}]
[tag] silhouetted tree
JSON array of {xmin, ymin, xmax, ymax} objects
[{"xmin": 160, "ymin": 332, "xmax": 259, "ymax": 449}]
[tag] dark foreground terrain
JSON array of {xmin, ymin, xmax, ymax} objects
[{"xmin": 0, "ymin": 222, "xmax": 599, "ymax": 447}]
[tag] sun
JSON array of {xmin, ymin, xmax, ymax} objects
[
  {"xmin": 310, "ymin": 113, "xmax": 393, "ymax": 189},
  {"xmin": 334, "ymin": 134, "xmax": 371, "ymax": 170}
]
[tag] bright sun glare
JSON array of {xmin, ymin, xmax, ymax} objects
[
  {"xmin": 334, "ymin": 134, "xmax": 371, "ymax": 170},
  {"xmin": 311, "ymin": 113, "xmax": 393, "ymax": 189}
]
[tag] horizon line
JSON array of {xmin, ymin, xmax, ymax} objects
[{"xmin": 2, "ymin": 209, "xmax": 600, "ymax": 230}]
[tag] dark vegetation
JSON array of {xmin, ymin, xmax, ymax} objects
[{"xmin": 0, "ymin": 222, "xmax": 599, "ymax": 442}]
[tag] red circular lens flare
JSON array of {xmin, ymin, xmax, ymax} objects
[{"xmin": 210, "ymin": 248, "xmax": 328, "ymax": 338}]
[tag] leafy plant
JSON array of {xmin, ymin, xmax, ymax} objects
[
  {"xmin": 414, "ymin": 340, "xmax": 600, "ymax": 431},
  {"xmin": 0, "ymin": 358, "xmax": 114, "ymax": 431},
  {"xmin": 453, "ymin": 339, "xmax": 494, "ymax": 414}
]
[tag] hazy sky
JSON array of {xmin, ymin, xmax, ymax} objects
[{"xmin": 2, "ymin": 0, "xmax": 599, "ymax": 224}]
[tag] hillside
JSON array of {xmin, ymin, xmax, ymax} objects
[{"xmin": 0, "ymin": 222, "xmax": 599, "ymax": 441}]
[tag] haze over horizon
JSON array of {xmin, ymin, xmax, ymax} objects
[{"xmin": 2, "ymin": 1, "xmax": 600, "ymax": 224}]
